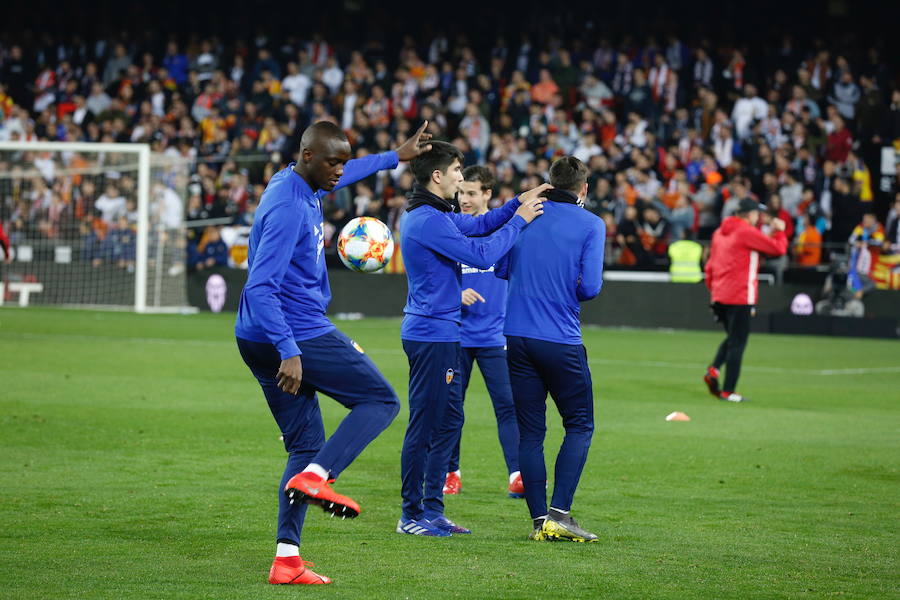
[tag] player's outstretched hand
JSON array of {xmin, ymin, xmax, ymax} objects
[
  {"xmin": 277, "ymin": 355, "xmax": 303, "ymax": 395},
  {"xmin": 461, "ymin": 288, "xmax": 486, "ymax": 306},
  {"xmin": 395, "ymin": 121, "xmax": 433, "ymax": 161}
]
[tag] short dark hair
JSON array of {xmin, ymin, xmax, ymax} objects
[
  {"xmin": 462, "ymin": 165, "xmax": 495, "ymax": 191},
  {"xmin": 410, "ymin": 141, "xmax": 464, "ymax": 186},
  {"xmin": 549, "ymin": 156, "xmax": 589, "ymax": 193}
]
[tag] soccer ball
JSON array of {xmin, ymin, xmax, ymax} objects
[{"xmin": 337, "ymin": 217, "xmax": 394, "ymax": 273}]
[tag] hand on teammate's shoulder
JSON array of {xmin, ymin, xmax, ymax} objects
[{"xmin": 515, "ymin": 183, "xmax": 551, "ymax": 224}]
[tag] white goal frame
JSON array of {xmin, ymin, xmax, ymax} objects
[{"xmin": 0, "ymin": 140, "xmax": 173, "ymax": 313}]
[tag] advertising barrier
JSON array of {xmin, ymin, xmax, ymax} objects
[{"xmin": 187, "ymin": 268, "xmax": 900, "ymax": 339}]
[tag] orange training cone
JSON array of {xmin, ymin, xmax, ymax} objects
[{"xmin": 665, "ymin": 411, "xmax": 691, "ymax": 422}]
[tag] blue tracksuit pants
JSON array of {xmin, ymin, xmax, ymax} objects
[
  {"xmin": 506, "ymin": 335, "xmax": 594, "ymax": 519},
  {"xmin": 400, "ymin": 340, "xmax": 464, "ymax": 520},
  {"xmin": 237, "ymin": 330, "xmax": 399, "ymax": 545},
  {"xmin": 449, "ymin": 346, "xmax": 520, "ymax": 475}
]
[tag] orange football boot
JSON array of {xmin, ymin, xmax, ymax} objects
[
  {"xmin": 443, "ymin": 471, "xmax": 461, "ymax": 495},
  {"xmin": 283, "ymin": 472, "xmax": 360, "ymax": 518},
  {"xmin": 268, "ymin": 556, "xmax": 331, "ymax": 585},
  {"xmin": 508, "ymin": 473, "xmax": 525, "ymax": 498}
]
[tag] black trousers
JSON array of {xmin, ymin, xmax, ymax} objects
[{"xmin": 711, "ymin": 304, "xmax": 752, "ymax": 393}]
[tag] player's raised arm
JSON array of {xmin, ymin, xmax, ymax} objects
[
  {"xmin": 332, "ymin": 121, "xmax": 433, "ymax": 192},
  {"xmin": 409, "ymin": 202, "xmax": 539, "ymax": 270},
  {"xmin": 450, "ymin": 184, "xmax": 550, "ymax": 237},
  {"xmin": 332, "ymin": 152, "xmax": 399, "ymax": 192}
]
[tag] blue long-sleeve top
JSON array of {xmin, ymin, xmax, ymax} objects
[
  {"xmin": 400, "ymin": 189, "xmax": 525, "ymax": 342},
  {"xmin": 496, "ymin": 195, "xmax": 606, "ymax": 345},
  {"xmin": 460, "ymin": 263, "xmax": 507, "ymax": 348},
  {"xmin": 235, "ymin": 151, "xmax": 399, "ymax": 359}
]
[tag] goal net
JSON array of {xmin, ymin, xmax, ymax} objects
[{"xmin": 0, "ymin": 142, "xmax": 191, "ymax": 312}]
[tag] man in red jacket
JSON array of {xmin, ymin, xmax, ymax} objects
[
  {"xmin": 0, "ymin": 220, "xmax": 11, "ymax": 262},
  {"xmin": 703, "ymin": 197, "xmax": 787, "ymax": 402}
]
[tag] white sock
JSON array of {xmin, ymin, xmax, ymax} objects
[
  {"xmin": 509, "ymin": 471, "xmax": 521, "ymax": 484},
  {"xmin": 301, "ymin": 463, "xmax": 329, "ymax": 480},
  {"xmin": 453, "ymin": 470, "xmax": 461, "ymax": 477},
  {"xmin": 276, "ymin": 542, "xmax": 299, "ymax": 557}
]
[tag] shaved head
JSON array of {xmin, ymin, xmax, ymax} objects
[
  {"xmin": 294, "ymin": 121, "xmax": 352, "ymax": 191},
  {"xmin": 300, "ymin": 121, "xmax": 349, "ymax": 152}
]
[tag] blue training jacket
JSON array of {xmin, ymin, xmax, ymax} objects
[
  {"xmin": 400, "ymin": 191, "xmax": 525, "ymax": 342},
  {"xmin": 235, "ymin": 152, "xmax": 399, "ymax": 359},
  {"xmin": 460, "ymin": 263, "xmax": 507, "ymax": 348},
  {"xmin": 497, "ymin": 195, "xmax": 606, "ymax": 345}
]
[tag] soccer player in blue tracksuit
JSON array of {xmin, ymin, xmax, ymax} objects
[
  {"xmin": 497, "ymin": 156, "xmax": 606, "ymax": 543},
  {"xmin": 397, "ymin": 141, "xmax": 548, "ymax": 537},
  {"xmin": 235, "ymin": 121, "xmax": 432, "ymax": 585},
  {"xmin": 443, "ymin": 166, "xmax": 523, "ymax": 499}
]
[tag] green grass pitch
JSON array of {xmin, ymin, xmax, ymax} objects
[{"xmin": 1, "ymin": 307, "xmax": 898, "ymax": 599}]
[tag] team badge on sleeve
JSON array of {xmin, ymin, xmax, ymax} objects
[{"xmin": 445, "ymin": 369, "xmax": 454, "ymax": 384}]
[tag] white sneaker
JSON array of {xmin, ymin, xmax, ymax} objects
[{"xmin": 720, "ymin": 392, "xmax": 748, "ymax": 402}]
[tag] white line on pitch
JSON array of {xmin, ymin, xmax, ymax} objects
[
  {"xmin": 3, "ymin": 332, "xmax": 898, "ymax": 376},
  {"xmin": 584, "ymin": 357, "xmax": 900, "ymax": 376}
]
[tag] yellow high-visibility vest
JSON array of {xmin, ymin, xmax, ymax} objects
[{"xmin": 668, "ymin": 239, "xmax": 703, "ymax": 283}]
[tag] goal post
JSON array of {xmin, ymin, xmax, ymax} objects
[{"xmin": 0, "ymin": 141, "xmax": 192, "ymax": 313}]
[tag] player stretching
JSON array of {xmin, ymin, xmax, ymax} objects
[
  {"xmin": 443, "ymin": 166, "xmax": 524, "ymax": 499},
  {"xmin": 398, "ymin": 141, "xmax": 547, "ymax": 537},
  {"xmin": 235, "ymin": 121, "xmax": 431, "ymax": 584},
  {"xmin": 498, "ymin": 156, "xmax": 605, "ymax": 542}
]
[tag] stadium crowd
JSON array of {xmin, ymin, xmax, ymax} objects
[{"xmin": 1, "ymin": 26, "xmax": 899, "ymax": 272}]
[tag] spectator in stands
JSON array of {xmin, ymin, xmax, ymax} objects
[
  {"xmin": 731, "ymin": 84, "xmax": 767, "ymax": 140},
  {"xmin": 531, "ymin": 69, "xmax": 559, "ymax": 105},
  {"xmin": 794, "ymin": 212, "xmax": 823, "ymax": 266},
  {"xmin": 107, "ymin": 215, "xmax": 136, "ymax": 271},
  {"xmin": 0, "ymin": 19, "xmax": 895, "ymax": 282},
  {"xmin": 163, "ymin": 42, "xmax": 189, "ymax": 86},
  {"xmin": 766, "ymin": 195, "xmax": 795, "ymax": 239},
  {"xmin": 849, "ymin": 212, "xmax": 885, "ymax": 247},
  {"xmin": 883, "ymin": 194, "xmax": 900, "ymax": 255},
  {"xmin": 778, "ymin": 171, "xmax": 803, "ymax": 220},
  {"xmin": 829, "ymin": 178, "xmax": 859, "ymax": 246},
  {"xmin": 189, "ymin": 226, "xmax": 229, "ymax": 271},
  {"xmin": 825, "ymin": 115, "xmax": 852, "ymax": 163},
  {"xmin": 80, "ymin": 215, "xmax": 104, "ymax": 266},
  {"xmin": 712, "ymin": 124, "xmax": 734, "ymax": 168},
  {"xmin": 459, "ymin": 102, "xmax": 490, "ymax": 161},
  {"xmin": 641, "ymin": 205, "xmax": 670, "ymax": 260},
  {"xmin": 828, "ymin": 70, "xmax": 860, "ymax": 121},
  {"xmin": 617, "ymin": 204, "xmax": 649, "ymax": 266},
  {"xmin": 103, "ymin": 43, "xmax": 132, "ymax": 86},
  {"xmin": 580, "ymin": 74, "xmax": 613, "ymax": 111},
  {"xmin": 85, "ymin": 82, "xmax": 112, "ymax": 117},
  {"xmin": 95, "ymin": 183, "xmax": 126, "ymax": 225}
]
